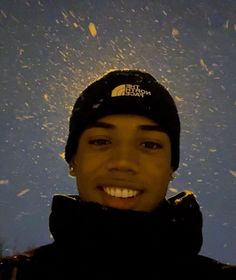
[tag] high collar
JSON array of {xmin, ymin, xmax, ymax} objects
[{"xmin": 49, "ymin": 191, "xmax": 202, "ymax": 257}]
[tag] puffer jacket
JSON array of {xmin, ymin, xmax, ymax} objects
[{"xmin": 1, "ymin": 191, "xmax": 236, "ymax": 279}]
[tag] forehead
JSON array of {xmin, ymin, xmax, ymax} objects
[
  {"xmin": 84, "ymin": 114, "xmax": 165, "ymax": 133},
  {"xmin": 97, "ymin": 114, "xmax": 157, "ymax": 125}
]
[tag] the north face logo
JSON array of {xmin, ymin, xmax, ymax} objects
[{"xmin": 111, "ymin": 84, "xmax": 151, "ymax": 98}]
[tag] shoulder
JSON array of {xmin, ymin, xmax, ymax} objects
[
  {"xmin": 0, "ymin": 254, "xmax": 32, "ymax": 280},
  {"xmin": 0, "ymin": 243, "xmax": 56, "ymax": 280},
  {"xmin": 194, "ymin": 255, "xmax": 236, "ymax": 278}
]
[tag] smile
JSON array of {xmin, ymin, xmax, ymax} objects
[{"xmin": 103, "ymin": 186, "xmax": 141, "ymax": 198}]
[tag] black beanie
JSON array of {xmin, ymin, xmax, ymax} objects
[{"xmin": 65, "ymin": 69, "xmax": 181, "ymax": 171}]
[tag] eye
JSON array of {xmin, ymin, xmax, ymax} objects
[
  {"xmin": 141, "ymin": 141, "xmax": 162, "ymax": 150},
  {"xmin": 88, "ymin": 138, "xmax": 111, "ymax": 146}
]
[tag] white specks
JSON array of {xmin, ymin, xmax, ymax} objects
[
  {"xmin": 15, "ymin": 211, "xmax": 30, "ymax": 221},
  {"xmin": 200, "ymin": 58, "xmax": 214, "ymax": 76},
  {"xmin": 17, "ymin": 48, "xmax": 24, "ymax": 57},
  {"xmin": 0, "ymin": 9, "xmax": 7, "ymax": 18},
  {"xmin": 41, "ymin": 122, "xmax": 55, "ymax": 131},
  {"xmin": 172, "ymin": 27, "xmax": 180, "ymax": 40},
  {"xmin": 229, "ymin": 170, "xmax": 236, "ymax": 178},
  {"xmin": 191, "ymin": 143, "xmax": 199, "ymax": 150},
  {"xmin": 17, "ymin": 188, "xmax": 30, "ymax": 197},
  {"xmin": 175, "ymin": 96, "xmax": 184, "ymax": 102},
  {"xmin": 0, "ymin": 179, "xmax": 9, "ymax": 185},
  {"xmin": 43, "ymin": 93, "xmax": 49, "ymax": 102},
  {"xmin": 223, "ymin": 20, "xmax": 229, "ymax": 30},
  {"xmin": 59, "ymin": 50, "xmax": 67, "ymax": 61},
  {"xmin": 73, "ymin": 22, "xmax": 79, "ymax": 28},
  {"xmin": 220, "ymin": 84, "xmax": 226, "ymax": 91},
  {"xmin": 182, "ymin": 162, "xmax": 188, "ymax": 167},
  {"xmin": 21, "ymin": 65, "xmax": 31, "ymax": 69},
  {"xmin": 208, "ymin": 213, "xmax": 215, "ymax": 218},
  {"xmin": 162, "ymin": 10, "xmax": 167, "ymax": 16},
  {"xmin": 92, "ymin": 103, "xmax": 101, "ymax": 109},
  {"xmin": 169, "ymin": 187, "xmax": 178, "ymax": 193},
  {"xmin": 16, "ymin": 115, "xmax": 34, "ymax": 121},
  {"xmin": 209, "ymin": 148, "xmax": 217, "ymax": 153},
  {"xmin": 61, "ymin": 10, "xmax": 68, "ymax": 21}
]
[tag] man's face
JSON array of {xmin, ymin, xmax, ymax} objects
[{"xmin": 70, "ymin": 114, "xmax": 173, "ymax": 212}]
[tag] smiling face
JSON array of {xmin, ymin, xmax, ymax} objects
[{"xmin": 70, "ymin": 114, "xmax": 173, "ymax": 212}]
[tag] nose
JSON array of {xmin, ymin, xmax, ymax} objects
[{"xmin": 107, "ymin": 144, "xmax": 138, "ymax": 174}]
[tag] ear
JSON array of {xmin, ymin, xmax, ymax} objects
[{"xmin": 69, "ymin": 160, "xmax": 77, "ymax": 177}]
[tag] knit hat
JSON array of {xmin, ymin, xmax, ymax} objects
[{"xmin": 65, "ymin": 69, "xmax": 181, "ymax": 171}]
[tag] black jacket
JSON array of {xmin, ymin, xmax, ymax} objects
[{"xmin": 1, "ymin": 191, "xmax": 236, "ymax": 279}]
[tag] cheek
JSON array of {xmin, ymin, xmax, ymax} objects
[
  {"xmin": 76, "ymin": 152, "xmax": 106, "ymax": 178},
  {"xmin": 143, "ymin": 160, "xmax": 172, "ymax": 184},
  {"xmin": 146, "ymin": 170, "xmax": 170, "ymax": 200},
  {"xmin": 147, "ymin": 171, "xmax": 170, "ymax": 187},
  {"xmin": 77, "ymin": 143, "xmax": 110, "ymax": 173}
]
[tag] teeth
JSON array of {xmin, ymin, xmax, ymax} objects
[{"xmin": 103, "ymin": 187, "xmax": 139, "ymax": 198}]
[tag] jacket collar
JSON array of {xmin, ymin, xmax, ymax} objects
[{"xmin": 49, "ymin": 191, "xmax": 202, "ymax": 257}]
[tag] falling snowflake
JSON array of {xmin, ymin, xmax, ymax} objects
[
  {"xmin": 0, "ymin": 180, "xmax": 9, "ymax": 185},
  {"xmin": 88, "ymin": 22, "xmax": 97, "ymax": 37},
  {"xmin": 17, "ymin": 188, "xmax": 30, "ymax": 197},
  {"xmin": 229, "ymin": 170, "xmax": 236, "ymax": 178}
]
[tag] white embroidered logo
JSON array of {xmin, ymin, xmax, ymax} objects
[{"xmin": 111, "ymin": 84, "xmax": 151, "ymax": 98}]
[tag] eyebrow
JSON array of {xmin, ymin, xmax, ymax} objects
[
  {"xmin": 138, "ymin": 124, "xmax": 164, "ymax": 132},
  {"xmin": 86, "ymin": 121, "xmax": 164, "ymax": 132},
  {"xmin": 86, "ymin": 121, "xmax": 115, "ymax": 129}
]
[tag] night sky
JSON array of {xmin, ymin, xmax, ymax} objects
[{"xmin": 0, "ymin": 0, "xmax": 235, "ymax": 264}]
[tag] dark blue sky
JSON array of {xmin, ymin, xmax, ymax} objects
[{"xmin": 0, "ymin": 0, "xmax": 235, "ymax": 263}]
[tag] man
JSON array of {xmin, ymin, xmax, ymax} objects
[{"xmin": 1, "ymin": 69, "xmax": 235, "ymax": 279}]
